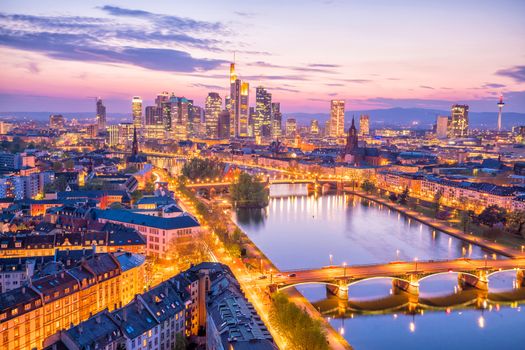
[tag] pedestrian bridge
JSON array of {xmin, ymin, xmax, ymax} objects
[{"xmin": 266, "ymin": 258, "xmax": 525, "ymax": 300}]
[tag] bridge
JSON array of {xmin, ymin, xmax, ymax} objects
[{"xmin": 263, "ymin": 258, "xmax": 525, "ymax": 302}]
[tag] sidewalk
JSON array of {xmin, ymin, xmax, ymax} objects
[{"xmin": 351, "ymin": 190, "xmax": 525, "ymax": 259}]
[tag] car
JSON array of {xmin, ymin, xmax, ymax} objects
[
  {"xmin": 275, "ymin": 273, "xmax": 282, "ymax": 277},
  {"xmin": 288, "ymin": 273, "xmax": 296, "ymax": 277},
  {"xmin": 258, "ymin": 275, "xmax": 267, "ymax": 280}
]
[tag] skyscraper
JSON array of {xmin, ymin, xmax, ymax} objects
[
  {"xmin": 218, "ymin": 110, "xmax": 231, "ymax": 139},
  {"xmin": 205, "ymin": 92, "xmax": 222, "ymax": 138},
  {"xmin": 145, "ymin": 106, "xmax": 162, "ymax": 126},
  {"xmin": 239, "ymin": 82, "xmax": 249, "ymax": 137},
  {"xmin": 450, "ymin": 104, "xmax": 469, "ymax": 138},
  {"xmin": 497, "ymin": 95, "xmax": 504, "ymax": 131},
  {"xmin": 271, "ymin": 102, "xmax": 282, "ymax": 140},
  {"xmin": 310, "ymin": 119, "xmax": 320, "ymax": 136},
  {"xmin": 330, "ymin": 100, "xmax": 345, "ymax": 138},
  {"xmin": 96, "ymin": 98, "xmax": 106, "ymax": 131},
  {"xmin": 49, "ymin": 114, "xmax": 65, "ymax": 130},
  {"xmin": 228, "ymin": 62, "xmax": 249, "ymax": 138},
  {"xmin": 285, "ymin": 118, "xmax": 297, "ymax": 137},
  {"xmin": 359, "ymin": 114, "xmax": 370, "ymax": 136},
  {"xmin": 436, "ymin": 115, "xmax": 449, "ymax": 139},
  {"xmin": 131, "ymin": 96, "xmax": 143, "ymax": 130},
  {"xmin": 255, "ymin": 87, "xmax": 272, "ymax": 138}
]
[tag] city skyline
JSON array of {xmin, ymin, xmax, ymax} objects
[{"xmin": 0, "ymin": 0, "xmax": 524, "ymax": 113}]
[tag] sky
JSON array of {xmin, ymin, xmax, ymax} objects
[{"xmin": 0, "ymin": 0, "xmax": 524, "ymax": 114}]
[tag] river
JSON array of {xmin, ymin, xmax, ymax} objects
[{"xmin": 233, "ymin": 184, "xmax": 525, "ymax": 350}]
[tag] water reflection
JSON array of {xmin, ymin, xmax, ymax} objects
[{"xmin": 234, "ymin": 185, "xmax": 525, "ymax": 349}]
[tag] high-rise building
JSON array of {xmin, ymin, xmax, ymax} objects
[
  {"xmin": 285, "ymin": 118, "xmax": 297, "ymax": 137},
  {"xmin": 49, "ymin": 114, "xmax": 65, "ymax": 130},
  {"xmin": 271, "ymin": 102, "xmax": 282, "ymax": 140},
  {"xmin": 107, "ymin": 124, "xmax": 119, "ymax": 146},
  {"xmin": 96, "ymin": 98, "xmax": 106, "ymax": 131},
  {"xmin": 145, "ymin": 106, "xmax": 162, "ymax": 126},
  {"xmin": 86, "ymin": 124, "xmax": 98, "ymax": 138},
  {"xmin": 228, "ymin": 63, "xmax": 249, "ymax": 138},
  {"xmin": 155, "ymin": 91, "xmax": 170, "ymax": 107},
  {"xmin": 497, "ymin": 95, "xmax": 504, "ymax": 131},
  {"xmin": 359, "ymin": 114, "xmax": 370, "ymax": 136},
  {"xmin": 255, "ymin": 87, "xmax": 272, "ymax": 138},
  {"xmin": 218, "ymin": 110, "xmax": 231, "ymax": 139},
  {"xmin": 450, "ymin": 104, "xmax": 469, "ymax": 138},
  {"xmin": 205, "ymin": 92, "xmax": 222, "ymax": 138},
  {"xmin": 131, "ymin": 96, "xmax": 143, "ymax": 130},
  {"xmin": 189, "ymin": 103, "xmax": 202, "ymax": 138},
  {"xmin": 118, "ymin": 123, "xmax": 134, "ymax": 146},
  {"xmin": 329, "ymin": 100, "xmax": 345, "ymax": 138},
  {"xmin": 310, "ymin": 119, "xmax": 320, "ymax": 136},
  {"xmin": 436, "ymin": 115, "xmax": 449, "ymax": 139}
]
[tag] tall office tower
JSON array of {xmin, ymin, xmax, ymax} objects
[
  {"xmin": 497, "ymin": 95, "xmax": 504, "ymax": 131},
  {"xmin": 155, "ymin": 91, "xmax": 170, "ymax": 107},
  {"xmin": 96, "ymin": 98, "xmax": 106, "ymax": 131},
  {"xmin": 271, "ymin": 102, "xmax": 282, "ymax": 140},
  {"xmin": 450, "ymin": 104, "xmax": 469, "ymax": 138},
  {"xmin": 86, "ymin": 124, "xmax": 98, "ymax": 138},
  {"xmin": 239, "ymin": 82, "xmax": 249, "ymax": 137},
  {"xmin": 118, "ymin": 123, "xmax": 134, "ymax": 146},
  {"xmin": 248, "ymin": 106, "xmax": 256, "ymax": 137},
  {"xmin": 205, "ymin": 92, "xmax": 222, "ymax": 138},
  {"xmin": 131, "ymin": 96, "xmax": 143, "ymax": 130},
  {"xmin": 171, "ymin": 96, "xmax": 190, "ymax": 140},
  {"xmin": 49, "ymin": 114, "xmax": 65, "ymax": 129},
  {"xmin": 107, "ymin": 125, "xmax": 119, "ymax": 147},
  {"xmin": 310, "ymin": 119, "xmax": 320, "ymax": 135},
  {"xmin": 218, "ymin": 110, "xmax": 231, "ymax": 139},
  {"xmin": 436, "ymin": 115, "xmax": 449, "ymax": 139},
  {"xmin": 145, "ymin": 106, "xmax": 162, "ymax": 126},
  {"xmin": 329, "ymin": 100, "xmax": 345, "ymax": 138},
  {"xmin": 285, "ymin": 118, "xmax": 297, "ymax": 137},
  {"xmin": 359, "ymin": 114, "xmax": 370, "ymax": 136},
  {"xmin": 255, "ymin": 86, "xmax": 272, "ymax": 138},
  {"xmin": 189, "ymin": 104, "xmax": 202, "ymax": 138}
]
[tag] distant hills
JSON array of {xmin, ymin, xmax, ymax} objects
[
  {"xmin": 1, "ymin": 108, "xmax": 524, "ymax": 130},
  {"xmin": 285, "ymin": 108, "xmax": 525, "ymax": 129}
]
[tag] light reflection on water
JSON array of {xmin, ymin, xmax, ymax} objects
[{"xmin": 234, "ymin": 184, "xmax": 525, "ymax": 349}]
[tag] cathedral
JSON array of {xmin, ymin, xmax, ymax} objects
[
  {"xmin": 340, "ymin": 117, "xmax": 382, "ymax": 166},
  {"xmin": 126, "ymin": 127, "xmax": 147, "ymax": 170}
]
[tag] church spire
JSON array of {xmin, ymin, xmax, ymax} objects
[{"xmin": 132, "ymin": 127, "xmax": 139, "ymax": 156}]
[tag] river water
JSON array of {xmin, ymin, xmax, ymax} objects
[{"xmin": 233, "ymin": 184, "xmax": 525, "ymax": 350}]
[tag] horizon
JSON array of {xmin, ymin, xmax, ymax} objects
[{"xmin": 0, "ymin": 0, "xmax": 524, "ymax": 114}]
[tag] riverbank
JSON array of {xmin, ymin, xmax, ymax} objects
[{"xmin": 350, "ymin": 190, "xmax": 525, "ymax": 259}]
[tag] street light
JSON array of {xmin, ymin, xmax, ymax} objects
[
  {"xmin": 484, "ymin": 254, "xmax": 488, "ymax": 269},
  {"xmin": 414, "ymin": 257, "xmax": 418, "ymax": 273},
  {"xmin": 329, "ymin": 254, "xmax": 333, "ymax": 266},
  {"xmin": 343, "ymin": 262, "xmax": 347, "ymax": 278}
]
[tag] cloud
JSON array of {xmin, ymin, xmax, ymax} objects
[
  {"xmin": 482, "ymin": 83, "xmax": 506, "ymax": 89},
  {"xmin": 326, "ymin": 83, "xmax": 344, "ymax": 87},
  {"xmin": 496, "ymin": 65, "xmax": 525, "ymax": 83},
  {"xmin": 0, "ymin": 10, "xmax": 228, "ymax": 72},
  {"xmin": 308, "ymin": 63, "xmax": 340, "ymax": 68},
  {"xmin": 420, "ymin": 85, "xmax": 434, "ymax": 90},
  {"xmin": 234, "ymin": 11, "xmax": 258, "ymax": 18},
  {"xmin": 268, "ymin": 87, "xmax": 300, "ymax": 93},
  {"xmin": 341, "ymin": 79, "xmax": 371, "ymax": 84},
  {"xmin": 242, "ymin": 74, "xmax": 308, "ymax": 81},
  {"xmin": 100, "ymin": 5, "xmax": 225, "ymax": 33},
  {"xmin": 248, "ymin": 61, "xmax": 337, "ymax": 74},
  {"xmin": 191, "ymin": 83, "xmax": 227, "ymax": 90}
]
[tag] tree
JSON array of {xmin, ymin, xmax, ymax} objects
[
  {"xmin": 173, "ymin": 333, "xmax": 187, "ymax": 350},
  {"xmin": 389, "ymin": 193, "xmax": 398, "ymax": 202},
  {"xmin": 506, "ymin": 210, "xmax": 525, "ymax": 237},
  {"xmin": 44, "ymin": 175, "xmax": 68, "ymax": 192},
  {"xmin": 477, "ymin": 205, "xmax": 507, "ymax": 227},
  {"xmin": 181, "ymin": 157, "xmax": 224, "ymax": 181},
  {"xmin": 433, "ymin": 189, "xmax": 443, "ymax": 216},
  {"xmin": 52, "ymin": 161, "xmax": 64, "ymax": 172},
  {"xmin": 460, "ymin": 210, "xmax": 474, "ymax": 233},
  {"xmin": 63, "ymin": 159, "xmax": 75, "ymax": 171},
  {"xmin": 230, "ymin": 172, "xmax": 269, "ymax": 208},
  {"xmin": 398, "ymin": 186, "xmax": 410, "ymax": 205},
  {"xmin": 360, "ymin": 179, "xmax": 376, "ymax": 194},
  {"xmin": 131, "ymin": 190, "xmax": 143, "ymax": 203}
]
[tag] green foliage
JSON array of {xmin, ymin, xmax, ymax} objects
[
  {"xmin": 398, "ymin": 186, "xmax": 409, "ymax": 205},
  {"xmin": 477, "ymin": 205, "xmax": 507, "ymax": 227},
  {"xmin": 506, "ymin": 210, "xmax": 525, "ymax": 237},
  {"xmin": 124, "ymin": 165, "xmax": 138, "ymax": 174},
  {"xmin": 109, "ymin": 202, "xmax": 124, "ymax": 209},
  {"xmin": 52, "ymin": 161, "xmax": 64, "ymax": 172},
  {"xmin": 460, "ymin": 210, "xmax": 474, "ymax": 233},
  {"xmin": 270, "ymin": 293, "xmax": 329, "ymax": 350},
  {"xmin": 44, "ymin": 175, "xmax": 68, "ymax": 192},
  {"xmin": 0, "ymin": 137, "xmax": 27, "ymax": 153},
  {"xmin": 181, "ymin": 157, "xmax": 224, "ymax": 181},
  {"xmin": 360, "ymin": 179, "xmax": 376, "ymax": 193},
  {"xmin": 144, "ymin": 177, "xmax": 155, "ymax": 194},
  {"xmin": 230, "ymin": 172, "xmax": 269, "ymax": 208},
  {"xmin": 131, "ymin": 190, "xmax": 143, "ymax": 203},
  {"xmin": 63, "ymin": 159, "xmax": 75, "ymax": 171},
  {"xmin": 173, "ymin": 333, "xmax": 187, "ymax": 350}
]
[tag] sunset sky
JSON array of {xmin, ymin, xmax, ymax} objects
[{"xmin": 0, "ymin": 0, "xmax": 524, "ymax": 114}]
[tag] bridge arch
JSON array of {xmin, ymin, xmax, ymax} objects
[
  {"xmin": 487, "ymin": 268, "xmax": 519, "ymax": 278},
  {"xmin": 418, "ymin": 271, "xmax": 480, "ymax": 283},
  {"xmin": 346, "ymin": 276, "xmax": 412, "ymax": 287},
  {"xmin": 277, "ymin": 281, "xmax": 340, "ymax": 291}
]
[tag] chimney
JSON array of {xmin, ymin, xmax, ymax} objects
[{"xmin": 122, "ymin": 308, "xmax": 127, "ymax": 322}]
